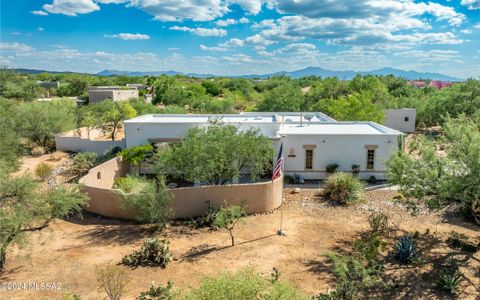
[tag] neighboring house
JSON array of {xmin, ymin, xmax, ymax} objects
[
  {"xmin": 124, "ymin": 112, "xmax": 403, "ymax": 180},
  {"xmin": 126, "ymin": 83, "xmax": 149, "ymax": 90},
  {"xmin": 384, "ymin": 109, "xmax": 416, "ymax": 133},
  {"xmin": 408, "ymin": 80, "xmax": 454, "ymax": 89},
  {"xmin": 37, "ymin": 80, "xmax": 61, "ymax": 89},
  {"xmin": 88, "ymin": 86, "xmax": 139, "ymax": 103}
]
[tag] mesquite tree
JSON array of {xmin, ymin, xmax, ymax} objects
[
  {"xmin": 156, "ymin": 120, "xmax": 274, "ymax": 185},
  {"xmin": 0, "ymin": 167, "xmax": 88, "ymax": 270}
]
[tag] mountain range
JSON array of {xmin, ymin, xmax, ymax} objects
[{"xmin": 14, "ymin": 67, "xmax": 462, "ymax": 81}]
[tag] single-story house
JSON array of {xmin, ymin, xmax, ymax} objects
[
  {"xmin": 124, "ymin": 112, "xmax": 403, "ymax": 180},
  {"xmin": 384, "ymin": 108, "xmax": 416, "ymax": 133},
  {"xmin": 88, "ymin": 86, "xmax": 139, "ymax": 103}
]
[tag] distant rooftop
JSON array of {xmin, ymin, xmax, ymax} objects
[
  {"xmin": 279, "ymin": 122, "xmax": 402, "ymax": 136},
  {"xmin": 125, "ymin": 112, "xmax": 336, "ymax": 125}
]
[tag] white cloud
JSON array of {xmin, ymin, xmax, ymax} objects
[
  {"xmin": 38, "ymin": 27, "xmax": 45, "ymax": 31},
  {"xmin": 252, "ymin": 15, "xmax": 463, "ymax": 47},
  {"xmin": 31, "ymin": 10, "xmax": 48, "ymax": 16},
  {"xmin": 43, "ymin": 0, "xmax": 100, "ymax": 16},
  {"xmin": 394, "ymin": 49, "xmax": 462, "ymax": 63},
  {"xmin": 128, "ymin": 0, "xmax": 229, "ymax": 22},
  {"xmin": 461, "ymin": 0, "xmax": 480, "ymax": 10},
  {"xmin": 474, "ymin": 24, "xmax": 480, "ymax": 29},
  {"xmin": 460, "ymin": 29, "xmax": 472, "ymax": 34},
  {"xmin": 104, "ymin": 33, "xmax": 150, "ymax": 40},
  {"xmin": 169, "ymin": 26, "xmax": 227, "ymax": 37},
  {"xmin": 0, "ymin": 42, "xmax": 35, "ymax": 52},
  {"xmin": 215, "ymin": 18, "xmax": 237, "ymax": 27},
  {"xmin": 215, "ymin": 17, "xmax": 249, "ymax": 27},
  {"xmin": 234, "ymin": 0, "xmax": 263, "ymax": 14},
  {"xmin": 200, "ymin": 44, "xmax": 228, "ymax": 51}
]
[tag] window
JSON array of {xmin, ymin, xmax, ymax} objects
[
  {"xmin": 366, "ymin": 149, "xmax": 375, "ymax": 170},
  {"xmin": 404, "ymin": 116, "xmax": 409, "ymax": 122},
  {"xmin": 305, "ymin": 149, "xmax": 313, "ymax": 170}
]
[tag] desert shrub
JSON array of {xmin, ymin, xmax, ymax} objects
[
  {"xmin": 284, "ymin": 175, "xmax": 295, "ymax": 184},
  {"xmin": 392, "ymin": 236, "xmax": 420, "ymax": 264},
  {"xmin": 34, "ymin": 162, "xmax": 54, "ymax": 181},
  {"xmin": 184, "ymin": 267, "xmax": 307, "ymax": 300},
  {"xmin": 114, "ymin": 175, "xmax": 150, "ymax": 194},
  {"xmin": 213, "ymin": 205, "xmax": 246, "ymax": 246},
  {"xmin": 351, "ymin": 164, "xmax": 360, "ymax": 177},
  {"xmin": 136, "ymin": 281, "xmax": 176, "ymax": 300},
  {"xmin": 117, "ymin": 176, "xmax": 173, "ymax": 227},
  {"xmin": 368, "ymin": 212, "xmax": 389, "ymax": 234},
  {"xmin": 31, "ymin": 146, "xmax": 46, "ymax": 157},
  {"xmin": 96, "ymin": 264, "xmax": 130, "ymax": 300},
  {"xmin": 61, "ymin": 290, "xmax": 82, "ymax": 300},
  {"xmin": 194, "ymin": 201, "xmax": 219, "ymax": 228},
  {"xmin": 323, "ymin": 173, "xmax": 365, "ymax": 205},
  {"xmin": 353, "ymin": 233, "xmax": 387, "ymax": 267},
  {"xmin": 446, "ymin": 231, "xmax": 478, "ymax": 253},
  {"xmin": 326, "ymin": 163, "xmax": 339, "ymax": 174},
  {"xmin": 367, "ymin": 176, "xmax": 377, "ymax": 184},
  {"xmin": 70, "ymin": 152, "xmax": 97, "ymax": 176},
  {"xmin": 122, "ymin": 238, "xmax": 172, "ymax": 268},
  {"xmin": 318, "ymin": 252, "xmax": 383, "ymax": 300},
  {"xmin": 437, "ymin": 270, "xmax": 463, "ymax": 295}
]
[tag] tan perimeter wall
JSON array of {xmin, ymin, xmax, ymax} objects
[
  {"xmin": 55, "ymin": 127, "xmax": 126, "ymax": 156},
  {"xmin": 79, "ymin": 158, "xmax": 283, "ymax": 220}
]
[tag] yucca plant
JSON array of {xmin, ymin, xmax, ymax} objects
[
  {"xmin": 392, "ymin": 236, "xmax": 420, "ymax": 264},
  {"xmin": 437, "ymin": 271, "xmax": 462, "ymax": 294}
]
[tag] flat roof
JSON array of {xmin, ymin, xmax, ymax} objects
[
  {"xmin": 279, "ymin": 122, "xmax": 402, "ymax": 136},
  {"xmin": 124, "ymin": 114, "xmax": 278, "ymax": 124},
  {"xmin": 125, "ymin": 112, "xmax": 336, "ymax": 125}
]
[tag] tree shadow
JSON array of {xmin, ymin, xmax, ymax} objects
[
  {"xmin": 0, "ymin": 266, "xmax": 23, "ymax": 280},
  {"xmin": 181, "ymin": 244, "xmax": 226, "ymax": 262}
]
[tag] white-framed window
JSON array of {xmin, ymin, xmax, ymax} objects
[
  {"xmin": 366, "ymin": 149, "xmax": 375, "ymax": 170},
  {"xmin": 305, "ymin": 149, "xmax": 313, "ymax": 170}
]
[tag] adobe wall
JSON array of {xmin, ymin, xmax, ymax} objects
[
  {"xmin": 55, "ymin": 127, "xmax": 126, "ymax": 156},
  {"xmin": 79, "ymin": 158, "xmax": 283, "ymax": 220}
]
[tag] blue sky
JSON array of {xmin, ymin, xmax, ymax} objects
[{"xmin": 0, "ymin": 0, "xmax": 479, "ymax": 77}]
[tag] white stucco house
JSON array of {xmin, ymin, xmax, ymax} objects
[
  {"xmin": 124, "ymin": 112, "xmax": 403, "ymax": 181},
  {"xmin": 384, "ymin": 108, "xmax": 416, "ymax": 133},
  {"xmin": 88, "ymin": 86, "xmax": 139, "ymax": 103}
]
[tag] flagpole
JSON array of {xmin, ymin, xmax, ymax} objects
[{"xmin": 276, "ymin": 137, "xmax": 286, "ymax": 236}]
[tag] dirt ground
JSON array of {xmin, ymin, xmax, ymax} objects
[
  {"xmin": 2, "ymin": 188, "xmax": 479, "ymax": 300},
  {"xmin": 13, "ymin": 151, "xmax": 71, "ymax": 177}
]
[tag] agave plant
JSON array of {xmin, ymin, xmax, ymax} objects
[
  {"xmin": 437, "ymin": 271, "xmax": 462, "ymax": 294},
  {"xmin": 393, "ymin": 236, "xmax": 420, "ymax": 264}
]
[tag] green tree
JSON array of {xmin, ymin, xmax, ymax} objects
[
  {"xmin": 18, "ymin": 99, "xmax": 77, "ymax": 149},
  {"xmin": 387, "ymin": 115, "xmax": 480, "ymax": 223},
  {"xmin": 95, "ymin": 100, "xmax": 137, "ymax": 140},
  {"xmin": 0, "ymin": 168, "xmax": 88, "ymax": 270},
  {"xmin": 256, "ymin": 83, "xmax": 304, "ymax": 112},
  {"xmin": 116, "ymin": 175, "xmax": 173, "ymax": 227},
  {"xmin": 312, "ymin": 92, "xmax": 384, "ymax": 123},
  {"xmin": 0, "ymin": 100, "xmax": 22, "ymax": 170},
  {"xmin": 119, "ymin": 144, "xmax": 154, "ymax": 174},
  {"xmin": 213, "ymin": 205, "xmax": 246, "ymax": 246},
  {"xmin": 157, "ymin": 121, "xmax": 274, "ymax": 185}
]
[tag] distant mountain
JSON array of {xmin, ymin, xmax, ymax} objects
[
  {"xmin": 13, "ymin": 67, "xmax": 462, "ymax": 81},
  {"xmin": 13, "ymin": 68, "xmax": 85, "ymax": 75},
  {"xmin": 97, "ymin": 67, "xmax": 462, "ymax": 81},
  {"xmin": 238, "ymin": 67, "xmax": 462, "ymax": 81}
]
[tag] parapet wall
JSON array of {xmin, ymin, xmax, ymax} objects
[
  {"xmin": 55, "ymin": 127, "xmax": 126, "ymax": 156},
  {"xmin": 79, "ymin": 158, "xmax": 283, "ymax": 220}
]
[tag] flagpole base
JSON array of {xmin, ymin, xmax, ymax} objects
[{"xmin": 277, "ymin": 229, "xmax": 286, "ymax": 236}]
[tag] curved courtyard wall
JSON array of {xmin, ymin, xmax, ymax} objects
[{"xmin": 79, "ymin": 158, "xmax": 283, "ymax": 220}]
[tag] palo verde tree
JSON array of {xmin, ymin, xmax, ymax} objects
[
  {"xmin": 213, "ymin": 205, "xmax": 246, "ymax": 246},
  {"xmin": 115, "ymin": 175, "xmax": 173, "ymax": 228},
  {"xmin": 119, "ymin": 144, "xmax": 155, "ymax": 174},
  {"xmin": 93, "ymin": 100, "xmax": 137, "ymax": 141},
  {"xmin": 0, "ymin": 166, "xmax": 88, "ymax": 270},
  {"xmin": 387, "ymin": 115, "xmax": 480, "ymax": 224},
  {"xmin": 156, "ymin": 120, "xmax": 274, "ymax": 185}
]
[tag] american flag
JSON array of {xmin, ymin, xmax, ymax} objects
[{"xmin": 272, "ymin": 143, "xmax": 283, "ymax": 181}]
